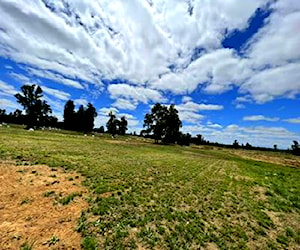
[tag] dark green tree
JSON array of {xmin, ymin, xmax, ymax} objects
[
  {"xmin": 233, "ymin": 140, "xmax": 239, "ymax": 149},
  {"xmin": 163, "ymin": 104, "xmax": 182, "ymax": 143},
  {"xmin": 84, "ymin": 103, "xmax": 97, "ymax": 133},
  {"xmin": 0, "ymin": 109, "xmax": 6, "ymax": 123},
  {"xmin": 118, "ymin": 116, "xmax": 128, "ymax": 135},
  {"xmin": 75, "ymin": 105, "xmax": 86, "ymax": 132},
  {"xmin": 291, "ymin": 140, "xmax": 300, "ymax": 156},
  {"xmin": 106, "ymin": 111, "xmax": 118, "ymax": 137},
  {"xmin": 14, "ymin": 84, "xmax": 52, "ymax": 129},
  {"xmin": 143, "ymin": 103, "xmax": 168, "ymax": 143},
  {"xmin": 177, "ymin": 132, "xmax": 192, "ymax": 146},
  {"xmin": 195, "ymin": 134, "xmax": 204, "ymax": 145},
  {"xmin": 143, "ymin": 103, "xmax": 182, "ymax": 144},
  {"xmin": 63, "ymin": 100, "xmax": 75, "ymax": 130}
]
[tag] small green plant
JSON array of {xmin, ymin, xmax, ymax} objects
[
  {"xmin": 43, "ymin": 235, "xmax": 60, "ymax": 246},
  {"xmin": 20, "ymin": 241, "xmax": 35, "ymax": 250},
  {"xmin": 43, "ymin": 191, "xmax": 55, "ymax": 197},
  {"xmin": 20, "ymin": 197, "xmax": 31, "ymax": 205},
  {"xmin": 58, "ymin": 193, "xmax": 80, "ymax": 205},
  {"xmin": 76, "ymin": 212, "xmax": 87, "ymax": 233},
  {"xmin": 82, "ymin": 236, "xmax": 98, "ymax": 250}
]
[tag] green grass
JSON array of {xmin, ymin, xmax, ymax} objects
[
  {"xmin": 1, "ymin": 126, "xmax": 300, "ymax": 249},
  {"xmin": 57, "ymin": 192, "xmax": 81, "ymax": 205}
]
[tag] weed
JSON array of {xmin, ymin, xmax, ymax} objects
[
  {"xmin": 20, "ymin": 197, "xmax": 31, "ymax": 205},
  {"xmin": 20, "ymin": 241, "xmax": 35, "ymax": 250},
  {"xmin": 82, "ymin": 236, "xmax": 98, "ymax": 250},
  {"xmin": 43, "ymin": 190, "xmax": 55, "ymax": 197},
  {"xmin": 43, "ymin": 235, "xmax": 60, "ymax": 246},
  {"xmin": 57, "ymin": 192, "xmax": 81, "ymax": 205}
]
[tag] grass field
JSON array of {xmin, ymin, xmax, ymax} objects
[{"xmin": 1, "ymin": 126, "xmax": 300, "ymax": 249}]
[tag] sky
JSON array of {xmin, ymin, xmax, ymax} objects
[{"xmin": 0, "ymin": 0, "xmax": 300, "ymax": 149}]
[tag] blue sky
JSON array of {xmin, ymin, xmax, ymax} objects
[{"xmin": 0, "ymin": 0, "xmax": 300, "ymax": 149}]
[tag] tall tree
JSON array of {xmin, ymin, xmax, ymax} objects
[
  {"xmin": 63, "ymin": 100, "xmax": 75, "ymax": 130},
  {"xmin": 291, "ymin": 140, "xmax": 300, "ymax": 156},
  {"xmin": 76, "ymin": 105, "xmax": 86, "ymax": 132},
  {"xmin": 14, "ymin": 84, "xmax": 52, "ymax": 129},
  {"xmin": 84, "ymin": 103, "xmax": 97, "ymax": 133},
  {"xmin": 163, "ymin": 104, "xmax": 182, "ymax": 143},
  {"xmin": 143, "ymin": 103, "xmax": 181, "ymax": 144},
  {"xmin": 0, "ymin": 109, "xmax": 6, "ymax": 123},
  {"xmin": 106, "ymin": 111, "xmax": 118, "ymax": 137},
  {"xmin": 118, "ymin": 116, "xmax": 128, "ymax": 135},
  {"xmin": 233, "ymin": 140, "xmax": 239, "ymax": 149}
]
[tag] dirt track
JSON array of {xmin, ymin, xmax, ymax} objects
[{"xmin": 0, "ymin": 161, "xmax": 88, "ymax": 249}]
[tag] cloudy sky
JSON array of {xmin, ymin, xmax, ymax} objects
[{"xmin": 0, "ymin": 0, "xmax": 299, "ymax": 148}]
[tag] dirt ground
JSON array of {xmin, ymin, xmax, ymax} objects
[{"xmin": 0, "ymin": 161, "xmax": 88, "ymax": 249}]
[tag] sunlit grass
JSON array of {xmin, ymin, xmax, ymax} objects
[{"xmin": 1, "ymin": 126, "xmax": 300, "ymax": 249}]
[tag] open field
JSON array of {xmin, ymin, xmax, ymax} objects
[{"xmin": 0, "ymin": 126, "xmax": 300, "ymax": 249}]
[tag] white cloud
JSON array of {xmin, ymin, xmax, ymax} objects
[
  {"xmin": 0, "ymin": 0, "xmax": 266, "ymax": 92},
  {"xmin": 243, "ymin": 115, "xmax": 279, "ymax": 122},
  {"xmin": 1, "ymin": 0, "xmax": 298, "ymax": 105},
  {"xmin": 176, "ymin": 101, "xmax": 223, "ymax": 124},
  {"xmin": 108, "ymin": 84, "xmax": 166, "ymax": 109},
  {"xmin": 182, "ymin": 96, "xmax": 193, "ymax": 103},
  {"xmin": 178, "ymin": 101, "xmax": 223, "ymax": 111},
  {"xmin": 43, "ymin": 95, "xmax": 65, "ymax": 113},
  {"xmin": 284, "ymin": 117, "xmax": 300, "ymax": 124},
  {"xmin": 99, "ymin": 107, "xmax": 119, "ymax": 116},
  {"xmin": 41, "ymin": 86, "xmax": 71, "ymax": 101},
  {"xmin": 241, "ymin": 63, "xmax": 300, "ymax": 103},
  {"xmin": 0, "ymin": 80, "xmax": 18, "ymax": 96},
  {"xmin": 74, "ymin": 99, "xmax": 88, "ymax": 106},
  {"xmin": 27, "ymin": 68, "xmax": 84, "ymax": 89},
  {"xmin": 207, "ymin": 122, "xmax": 223, "ymax": 129},
  {"xmin": 0, "ymin": 98, "xmax": 21, "ymax": 110},
  {"xmin": 112, "ymin": 99, "xmax": 138, "ymax": 111},
  {"xmin": 246, "ymin": 0, "xmax": 300, "ymax": 68}
]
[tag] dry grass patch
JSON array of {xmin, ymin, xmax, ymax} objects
[{"xmin": 0, "ymin": 161, "xmax": 88, "ymax": 249}]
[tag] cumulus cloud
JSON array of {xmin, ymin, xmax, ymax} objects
[
  {"xmin": 0, "ymin": 0, "xmax": 268, "ymax": 93},
  {"xmin": 243, "ymin": 115, "xmax": 279, "ymax": 122},
  {"xmin": 108, "ymin": 84, "xmax": 167, "ymax": 110},
  {"xmin": 176, "ymin": 101, "xmax": 223, "ymax": 124},
  {"xmin": 241, "ymin": 63, "xmax": 300, "ymax": 103},
  {"xmin": 246, "ymin": 0, "xmax": 300, "ymax": 68}
]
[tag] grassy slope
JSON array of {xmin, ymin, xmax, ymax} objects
[{"xmin": 0, "ymin": 126, "xmax": 300, "ymax": 249}]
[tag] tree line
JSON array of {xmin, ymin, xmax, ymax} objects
[{"xmin": 1, "ymin": 84, "xmax": 299, "ymax": 156}]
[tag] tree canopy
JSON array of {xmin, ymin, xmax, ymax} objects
[
  {"xmin": 106, "ymin": 112, "xmax": 128, "ymax": 136},
  {"xmin": 14, "ymin": 84, "xmax": 52, "ymax": 129},
  {"xmin": 143, "ymin": 103, "xmax": 182, "ymax": 143},
  {"xmin": 63, "ymin": 100, "xmax": 97, "ymax": 133}
]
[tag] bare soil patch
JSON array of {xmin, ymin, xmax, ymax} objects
[{"xmin": 0, "ymin": 161, "xmax": 88, "ymax": 249}]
